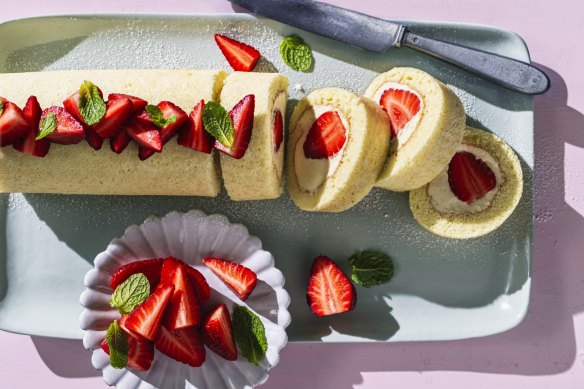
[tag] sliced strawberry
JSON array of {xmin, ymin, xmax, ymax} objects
[
  {"xmin": 101, "ymin": 335, "xmax": 154, "ymax": 371},
  {"xmin": 13, "ymin": 96, "xmax": 50, "ymax": 157},
  {"xmin": 303, "ymin": 111, "xmax": 346, "ymax": 159},
  {"xmin": 306, "ymin": 255, "xmax": 356, "ymax": 317},
  {"xmin": 92, "ymin": 97, "xmax": 133, "ymax": 139},
  {"xmin": 0, "ymin": 98, "xmax": 30, "ymax": 146},
  {"xmin": 379, "ymin": 88, "xmax": 421, "ymax": 137},
  {"xmin": 110, "ymin": 258, "xmax": 165, "ymax": 290},
  {"xmin": 214, "ymin": 34, "xmax": 261, "ymax": 72},
  {"xmin": 273, "ymin": 109, "xmax": 283, "ymax": 152},
  {"xmin": 125, "ymin": 113, "xmax": 162, "ymax": 152},
  {"xmin": 160, "ymin": 257, "xmax": 201, "ymax": 330},
  {"xmin": 41, "ymin": 106, "xmax": 85, "ymax": 145},
  {"xmin": 108, "ymin": 93, "xmax": 147, "ymax": 114},
  {"xmin": 203, "ymin": 257, "xmax": 257, "ymax": 301},
  {"xmin": 110, "ymin": 128, "xmax": 131, "ymax": 154},
  {"xmin": 214, "ymin": 94, "xmax": 255, "ymax": 159},
  {"xmin": 448, "ymin": 151, "xmax": 497, "ymax": 203},
  {"xmin": 185, "ymin": 266, "xmax": 211, "ymax": 303},
  {"xmin": 63, "ymin": 87, "xmax": 104, "ymax": 126},
  {"xmin": 155, "ymin": 326, "xmax": 205, "ymax": 367},
  {"xmin": 85, "ymin": 126, "xmax": 103, "ymax": 150},
  {"xmin": 202, "ymin": 304, "xmax": 237, "ymax": 361},
  {"xmin": 22, "ymin": 96, "xmax": 42, "ymax": 130},
  {"xmin": 125, "ymin": 283, "xmax": 174, "ymax": 341},
  {"xmin": 177, "ymin": 100, "xmax": 213, "ymax": 154},
  {"xmin": 138, "ymin": 101, "xmax": 188, "ymax": 160},
  {"xmin": 118, "ymin": 314, "xmax": 141, "ymax": 340}
]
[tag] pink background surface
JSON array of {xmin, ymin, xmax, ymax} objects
[{"xmin": 1, "ymin": 0, "xmax": 583, "ymax": 388}]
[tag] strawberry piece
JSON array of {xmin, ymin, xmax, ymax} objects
[
  {"xmin": 303, "ymin": 111, "xmax": 347, "ymax": 159},
  {"xmin": 155, "ymin": 325, "xmax": 205, "ymax": 367},
  {"xmin": 13, "ymin": 96, "xmax": 50, "ymax": 157},
  {"xmin": 125, "ymin": 283, "xmax": 174, "ymax": 341},
  {"xmin": 177, "ymin": 100, "xmax": 213, "ymax": 154},
  {"xmin": 92, "ymin": 97, "xmax": 134, "ymax": 139},
  {"xmin": 448, "ymin": 151, "xmax": 497, "ymax": 203},
  {"xmin": 125, "ymin": 113, "xmax": 162, "ymax": 152},
  {"xmin": 379, "ymin": 88, "xmax": 421, "ymax": 137},
  {"xmin": 110, "ymin": 258, "xmax": 165, "ymax": 290},
  {"xmin": 306, "ymin": 255, "xmax": 356, "ymax": 317},
  {"xmin": 160, "ymin": 257, "xmax": 201, "ymax": 330},
  {"xmin": 101, "ymin": 335, "xmax": 154, "ymax": 371},
  {"xmin": 138, "ymin": 101, "xmax": 188, "ymax": 160},
  {"xmin": 63, "ymin": 87, "xmax": 104, "ymax": 126},
  {"xmin": 108, "ymin": 93, "xmax": 147, "ymax": 114},
  {"xmin": 85, "ymin": 126, "xmax": 103, "ymax": 150},
  {"xmin": 0, "ymin": 97, "xmax": 30, "ymax": 146},
  {"xmin": 118, "ymin": 314, "xmax": 141, "ymax": 340},
  {"xmin": 273, "ymin": 109, "xmax": 283, "ymax": 152},
  {"xmin": 203, "ymin": 257, "xmax": 257, "ymax": 301},
  {"xmin": 185, "ymin": 266, "xmax": 211, "ymax": 303},
  {"xmin": 202, "ymin": 304, "xmax": 237, "ymax": 361},
  {"xmin": 214, "ymin": 94, "xmax": 255, "ymax": 159},
  {"xmin": 42, "ymin": 106, "xmax": 86, "ymax": 145},
  {"xmin": 214, "ymin": 34, "xmax": 261, "ymax": 72},
  {"xmin": 110, "ymin": 128, "xmax": 131, "ymax": 154}
]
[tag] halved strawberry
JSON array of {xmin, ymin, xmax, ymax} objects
[
  {"xmin": 185, "ymin": 266, "xmax": 211, "ymax": 303},
  {"xmin": 155, "ymin": 325, "xmax": 205, "ymax": 367},
  {"xmin": 108, "ymin": 93, "xmax": 147, "ymax": 114},
  {"xmin": 125, "ymin": 283, "xmax": 174, "ymax": 341},
  {"xmin": 214, "ymin": 94, "xmax": 255, "ymax": 159},
  {"xmin": 379, "ymin": 88, "xmax": 421, "ymax": 137},
  {"xmin": 92, "ymin": 97, "xmax": 133, "ymax": 139},
  {"xmin": 63, "ymin": 86, "xmax": 104, "ymax": 126},
  {"xmin": 41, "ymin": 106, "xmax": 86, "ymax": 145},
  {"xmin": 303, "ymin": 111, "xmax": 347, "ymax": 159},
  {"xmin": 13, "ymin": 96, "xmax": 50, "ymax": 157},
  {"xmin": 110, "ymin": 128, "xmax": 131, "ymax": 154},
  {"xmin": 101, "ymin": 335, "xmax": 154, "ymax": 371},
  {"xmin": 160, "ymin": 257, "xmax": 201, "ymax": 330},
  {"xmin": 202, "ymin": 304, "xmax": 237, "ymax": 361},
  {"xmin": 138, "ymin": 101, "xmax": 188, "ymax": 160},
  {"xmin": 214, "ymin": 34, "xmax": 261, "ymax": 72},
  {"xmin": 306, "ymin": 255, "xmax": 356, "ymax": 316},
  {"xmin": 125, "ymin": 113, "xmax": 162, "ymax": 152},
  {"xmin": 110, "ymin": 258, "xmax": 165, "ymax": 290},
  {"xmin": 177, "ymin": 100, "xmax": 213, "ymax": 154},
  {"xmin": 203, "ymin": 257, "xmax": 257, "ymax": 301},
  {"xmin": 0, "ymin": 97, "xmax": 30, "ymax": 146},
  {"xmin": 85, "ymin": 126, "xmax": 103, "ymax": 150},
  {"xmin": 273, "ymin": 109, "xmax": 283, "ymax": 152},
  {"xmin": 448, "ymin": 151, "xmax": 497, "ymax": 203}
]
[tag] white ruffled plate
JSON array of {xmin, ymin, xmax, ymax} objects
[{"xmin": 79, "ymin": 210, "xmax": 291, "ymax": 389}]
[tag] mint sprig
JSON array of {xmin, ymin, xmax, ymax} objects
[
  {"xmin": 279, "ymin": 35, "xmax": 313, "ymax": 72},
  {"xmin": 202, "ymin": 101, "xmax": 234, "ymax": 147},
  {"xmin": 78, "ymin": 80, "xmax": 106, "ymax": 126},
  {"xmin": 0, "ymin": 100, "xmax": 4, "ymax": 117},
  {"xmin": 348, "ymin": 250, "xmax": 394, "ymax": 288},
  {"xmin": 232, "ymin": 306, "xmax": 267, "ymax": 366},
  {"xmin": 145, "ymin": 104, "xmax": 177, "ymax": 128},
  {"xmin": 106, "ymin": 320, "xmax": 129, "ymax": 369},
  {"xmin": 36, "ymin": 112, "xmax": 57, "ymax": 140},
  {"xmin": 110, "ymin": 273, "xmax": 150, "ymax": 314}
]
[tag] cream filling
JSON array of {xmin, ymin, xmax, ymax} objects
[
  {"xmin": 294, "ymin": 105, "xmax": 349, "ymax": 192},
  {"xmin": 428, "ymin": 144, "xmax": 504, "ymax": 214},
  {"xmin": 373, "ymin": 82, "xmax": 424, "ymax": 147},
  {"xmin": 272, "ymin": 92, "xmax": 287, "ymax": 179}
]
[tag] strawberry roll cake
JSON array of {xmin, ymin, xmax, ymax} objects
[
  {"xmin": 287, "ymin": 88, "xmax": 390, "ymax": 212},
  {"xmin": 409, "ymin": 127, "xmax": 523, "ymax": 239},
  {"xmin": 364, "ymin": 67, "xmax": 466, "ymax": 191}
]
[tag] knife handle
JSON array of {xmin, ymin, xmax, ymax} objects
[{"xmin": 402, "ymin": 32, "xmax": 549, "ymax": 95}]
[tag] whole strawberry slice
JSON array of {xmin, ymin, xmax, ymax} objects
[
  {"xmin": 214, "ymin": 94, "xmax": 255, "ymax": 159},
  {"xmin": 185, "ymin": 266, "xmax": 211, "ymax": 303},
  {"xmin": 92, "ymin": 96, "xmax": 134, "ymax": 139},
  {"xmin": 41, "ymin": 106, "xmax": 86, "ymax": 144},
  {"xmin": 109, "ymin": 93, "xmax": 147, "ymax": 114},
  {"xmin": 155, "ymin": 325, "xmax": 205, "ymax": 367},
  {"xmin": 379, "ymin": 88, "xmax": 421, "ymax": 137},
  {"xmin": 125, "ymin": 113, "xmax": 162, "ymax": 152},
  {"xmin": 0, "ymin": 97, "xmax": 30, "ymax": 146},
  {"xmin": 139, "ymin": 101, "xmax": 188, "ymax": 160},
  {"xmin": 306, "ymin": 255, "xmax": 356, "ymax": 316},
  {"xmin": 214, "ymin": 34, "xmax": 261, "ymax": 72},
  {"xmin": 303, "ymin": 111, "xmax": 346, "ymax": 159},
  {"xmin": 13, "ymin": 96, "xmax": 50, "ymax": 157},
  {"xmin": 202, "ymin": 304, "xmax": 237, "ymax": 361},
  {"xmin": 160, "ymin": 257, "xmax": 201, "ymax": 330},
  {"xmin": 110, "ymin": 258, "xmax": 165, "ymax": 290},
  {"xmin": 177, "ymin": 100, "xmax": 214, "ymax": 154},
  {"xmin": 203, "ymin": 257, "xmax": 257, "ymax": 301},
  {"xmin": 101, "ymin": 335, "xmax": 154, "ymax": 371},
  {"xmin": 110, "ymin": 128, "xmax": 131, "ymax": 154},
  {"xmin": 448, "ymin": 151, "xmax": 497, "ymax": 203},
  {"xmin": 125, "ymin": 283, "xmax": 174, "ymax": 341},
  {"xmin": 273, "ymin": 109, "xmax": 284, "ymax": 152},
  {"xmin": 85, "ymin": 126, "xmax": 103, "ymax": 150}
]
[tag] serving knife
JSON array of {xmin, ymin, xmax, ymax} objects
[{"xmin": 228, "ymin": 0, "xmax": 549, "ymax": 95}]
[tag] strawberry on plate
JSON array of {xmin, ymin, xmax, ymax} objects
[
  {"xmin": 160, "ymin": 257, "xmax": 201, "ymax": 330},
  {"xmin": 177, "ymin": 100, "xmax": 214, "ymax": 154},
  {"xmin": 125, "ymin": 283, "xmax": 174, "ymax": 341},
  {"xmin": 101, "ymin": 335, "xmax": 154, "ymax": 371},
  {"xmin": 273, "ymin": 109, "xmax": 284, "ymax": 153},
  {"xmin": 185, "ymin": 266, "xmax": 211, "ymax": 303},
  {"xmin": 203, "ymin": 257, "xmax": 257, "ymax": 301},
  {"xmin": 110, "ymin": 258, "xmax": 165, "ymax": 290},
  {"xmin": 139, "ymin": 101, "xmax": 188, "ymax": 160},
  {"xmin": 41, "ymin": 106, "xmax": 86, "ymax": 145},
  {"xmin": 108, "ymin": 93, "xmax": 147, "ymax": 114},
  {"xmin": 379, "ymin": 88, "xmax": 421, "ymax": 138},
  {"xmin": 92, "ymin": 96, "xmax": 134, "ymax": 139},
  {"xmin": 306, "ymin": 255, "xmax": 356, "ymax": 316},
  {"xmin": 303, "ymin": 111, "xmax": 347, "ymax": 159},
  {"xmin": 155, "ymin": 325, "xmax": 205, "ymax": 367},
  {"xmin": 13, "ymin": 96, "xmax": 50, "ymax": 157},
  {"xmin": 110, "ymin": 127, "xmax": 131, "ymax": 154},
  {"xmin": 214, "ymin": 94, "xmax": 255, "ymax": 159},
  {"xmin": 202, "ymin": 304, "xmax": 237, "ymax": 361},
  {"xmin": 0, "ymin": 97, "xmax": 30, "ymax": 146},
  {"xmin": 125, "ymin": 113, "xmax": 162, "ymax": 152},
  {"xmin": 448, "ymin": 151, "xmax": 497, "ymax": 203},
  {"xmin": 214, "ymin": 34, "xmax": 261, "ymax": 72}
]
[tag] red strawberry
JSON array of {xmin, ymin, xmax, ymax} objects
[
  {"xmin": 108, "ymin": 93, "xmax": 147, "ymax": 114},
  {"xmin": 203, "ymin": 257, "xmax": 257, "ymax": 301},
  {"xmin": 202, "ymin": 304, "xmax": 237, "ymax": 361},
  {"xmin": 110, "ymin": 128, "xmax": 131, "ymax": 154},
  {"xmin": 139, "ymin": 101, "xmax": 188, "ymax": 160},
  {"xmin": 0, "ymin": 97, "xmax": 30, "ymax": 146},
  {"xmin": 63, "ymin": 86, "xmax": 104, "ymax": 126},
  {"xmin": 160, "ymin": 257, "xmax": 201, "ymax": 330},
  {"xmin": 41, "ymin": 106, "xmax": 85, "ymax": 144},
  {"xmin": 273, "ymin": 109, "xmax": 283, "ymax": 152},
  {"xmin": 306, "ymin": 255, "xmax": 356, "ymax": 316},
  {"xmin": 125, "ymin": 113, "xmax": 162, "ymax": 152},
  {"xmin": 214, "ymin": 94, "xmax": 255, "ymax": 159},
  {"xmin": 85, "ymin": 126, "xmax": 103, "ymax": 150},
  {"xmin": 92, "ymin": 97, "xmax": 133, "ymax": 139},
  {"xmin": 448, "ymin": 151, "xmax": 497, "ymax": 203},
  {"xmin": 125, "ymin": 283, "xmax": 174, "ymax": 341},
  {"xmin": 185, "ymin": 266, "xmax": 211, "ymax": 303},
  {"xmin": 303, "ymin": 111, "xmax": 346, "ymax": 159},
  {"xmin": 101, "ymin": 335, "xmax": 154, "ymax": 371},
  {"xmin": 379, "ymin": 88, "xmax": 421, "ymax": 137},
  {"xmin": 177, "ymin": 100, "xmax": 213, "ymax": 154},
  {"xmin": 110, "ymin": 258, "xmax": 165, "ymax": 290},
  {"xmin": 155, "ymin": 326, "xmax": 205, "ymax": 367},
  {"xmin": 13, "ymin": 96, "xmax": 50, "ymax": 157},
  {"xmin": 214, "ymin": 34, "xmax": 261, "ymax": 72},
  {"xmin": 118, "ymin": 314, "xmax": 141, "ymax": 340}
]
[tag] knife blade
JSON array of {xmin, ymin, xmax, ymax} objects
[{"xmin": 228, "ymin": 0, "xmax": 550, "ymax": 95}]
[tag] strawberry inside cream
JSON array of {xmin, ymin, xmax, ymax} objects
[{"xmin": 272, "ymin": 91, "xmax": 287, "ymax": 179}]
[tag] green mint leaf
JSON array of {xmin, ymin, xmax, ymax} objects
[
  {"xmin": 145, "ymin": 104, "xmax": 176, "ymax": 128},
  {"xmin": 109, "ymin": 273, "xmax": 150, "ymax": 314},
  {"xmin": 279, "ymin": 35, "xmax": 313, "ymax": 72},
  {"xmin": 202, "ymin": 101, "xmax": 234, "ymax": 147},
  {"xmin": 232, "ymin": 306, "xmax": 267, "ymax": 365},
  {"xmin": 106, "ymin": 320, "xmax": 129, "ymax": 369},
  {"xmin": 0, "ymin": 100, "xmax": 4, "ymax": 117},
  {"xmin": 36, "ymin": 112, "xmax": 57, "ymax": 140},
  {"xmin": 348, "ymin": 250, "xmax": 394, "ymax": 288},
  {"xmin": 79, "ymin": 80, "xmax": 106, "ymax": 126}
]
